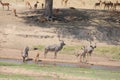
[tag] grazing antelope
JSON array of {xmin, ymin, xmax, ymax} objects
[
  {"xmin": 61, "ymin": 0, "xmax": 69, "ymax": 6},
  {"xmin": 34, "ymin": 1, "xmax": 39, "ymax": 9},
  {"xmin": 34, "ymin": 53, "xmax": 40, "ymax": 63},
  {"xmin": 75, "ymin": 41, "xmax": 96, "ymax": 63},
  {"xmin": 21, "ymin": 46, "xmax": 29, "ymax": 62},
  {"xmin": 0, "ymin": 0, "xmax": 10, "ymax": 10},
  {"xmin": 25, "ymin": 1, "xmax": 32, "ymax": 9},
  {"xmin": 44, "ymin": 40, "xmax": 65, "ymax": 59}
]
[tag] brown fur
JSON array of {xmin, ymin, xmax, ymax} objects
[
  {"xmin": 61, "ymin": 0, "xmax": 69, "ymax": 6},
  {"xmin": 34, "ymin": 53, "xmax": 40, "ymax": 63},
  {"xmin": 25, "ymin": 1, "xmax": 32, "ymax": 9},
  {"xmin": 113, "ymin": 1, "xmax": 120, "ymax": 10},
  {"xmin": 13, "ymin": 8, "xmax": 17, "ymax": 16},
  {"xmin": 39, "ymin": 15, "xmax": 46, "ymax": 23},
  {"xmin": 34, "ymin": 1, "xmax": 39, "ymax": 9},
  {"xmin": 102, "ymin": 1, "xmax": 114, "ymax": 10},
  {"xmin": 94, "ymin": 1, "xmax": 102, "ymax": 9},
  {"xmin": 0, "ymin": 1, "xmax": 10, "ymax": 10},
  {"xmin": 41, "ymin": 3, "xmax": 44, "ymax": 9}
]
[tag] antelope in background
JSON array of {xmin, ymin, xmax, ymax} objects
[
  {"xmin": 94, "ymin": 0, "xmax": 102, "ymax": 9},
  {"xmin": 41, "ymin": 3, "xmax": 44, "ymax": 9},
  {"xmin": 113, "ymin": 1, "xmax": 120, "ymax": 10},
  {"xmin": 25, "ymin": 1, "xmax": 32, "ymax": 9},
  {"xmin": 0, "ymin": 0, "xmax": 10, "ymax": 10},
  {"xmin": 102, "ymin": 1, "xmax": 114, "ymax": 10},
  {"xmin": 34, "ymin": 1, "xmax": 39, "ymax": 9},
  {"xmin": 61, "ymin": 0, "xmax": 69, "ymax": 6}
]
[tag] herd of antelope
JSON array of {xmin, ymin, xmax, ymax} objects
[
  {"xmin": 94, "ymin": 0, "xmax": 120, "ymax": 10},
  {"xmin": 0, "ymin": 0, "xmax": 44, "ymax": 17},
  {"xmin": 22, "ymin": 40, "xmax": 96, "ymax": 64}
]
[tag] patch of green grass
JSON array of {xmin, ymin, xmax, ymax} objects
[
  {"xmin": 0, "ymin": 62, "xmax": 19, "ymax": 66},
  {"xmin": 0, "ymin": 62, "xmax": 120, "ymax": 80},
  {"xmin": 0, "ymin": 74, "xmax": 34, "ymax": 80},
  {"xmin": 95, "ymin": 46, "xmax": 120, "ymax": 60}
]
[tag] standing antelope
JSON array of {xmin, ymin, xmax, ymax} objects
[
  {"xmin": 13, "ymin": 8, "xmax": 17, "ymax": 16},
  {"xmin": 61, "ymin": 0, "xmax": 69, "ymax": 6},
  {"xmin": 34, "ymin": 1, "xmax": 39, "ymax": 9},
  {"xmin": 25, "ymin": 1, "xmax": 32, "ymax": 9},
  {"xmin": 94, "ymin": 0, "xmax": 102, "ymax": 9},
  {"xmin": 41, "ymin": 3, "xmax": 44, "ymax": 9},
  {"xmin": 75, "ymin": 41, "xmax": 96, "ymax": 63},
  {"xmin": 113, "ymin": 1, "xmax": 120, "ymax": 10},
  {"xmin": 21, "ymin": 46, "xmax": 29, "ymax": 62},
  {"xmin": 34, "ymin": 53, "xmax": 40, "ymax": 63},
  {"xmin": 0, "ymin": 0, "xmax": 10, "ymax": 10},
  {"xmin": 102, "ymin": 1, "xmax": 113, "ymax": 10},
  {"xmin": 44, "ymin": 40, "xmax": 65, "ymax": 59}
]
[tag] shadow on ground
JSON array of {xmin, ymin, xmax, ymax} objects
[{"xmin": 19, "ymin": 8, "xmax": 120, "ymax": 45}]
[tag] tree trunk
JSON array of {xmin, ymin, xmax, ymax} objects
[{"xmin": 45, "ymin": 0, "xmax": 53, "ymax": 20}]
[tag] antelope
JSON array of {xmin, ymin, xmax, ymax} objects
[
  {"xmin": 94, "ymin": 0, "xmax": 102, "ymax": 9},
  {"xmin": 34, "ymin": 53, "xmax": 40, "ymax": 63},
  {"xmin": 109, "ymin": 1, "xmax": 114, "ymax": 10},
  {"xmin": 0, "ymin": 0, "xmax": 10, "ymax": 10},
  {"xmin": 61, "ymin": 0, "xmax": 69, "ymax": 6},
  {"xmin": 21, "ymin": 46, "xmax": 29, "ymax": 62},
  {"xmin": 25, "ymin": 1, "xmax": 32, "ymax": 9},
  {"xmin": 41, "ymin": 3, "xmax": 44, "ymax": 9},
  {"xmin": 13, "ymin": 8, "xmax": 17, "ymax": 16},
  {"xmin": 102, "ymin": 1, "xmax": 114, "ymax": 10},
  {"xmin": 75, "ymin": 41, "xmax": 96, "ymax": 63},
  {"xmin": 34, "ymin": 1, "xmax": 39, "ymax": 9},
  {"xmin": 113, "ymin": 1, "xmax": 120, "ymax": 10},
  {"xmin": 44, "ymin": 40, "xmax": 65, "ymax": 59}
]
